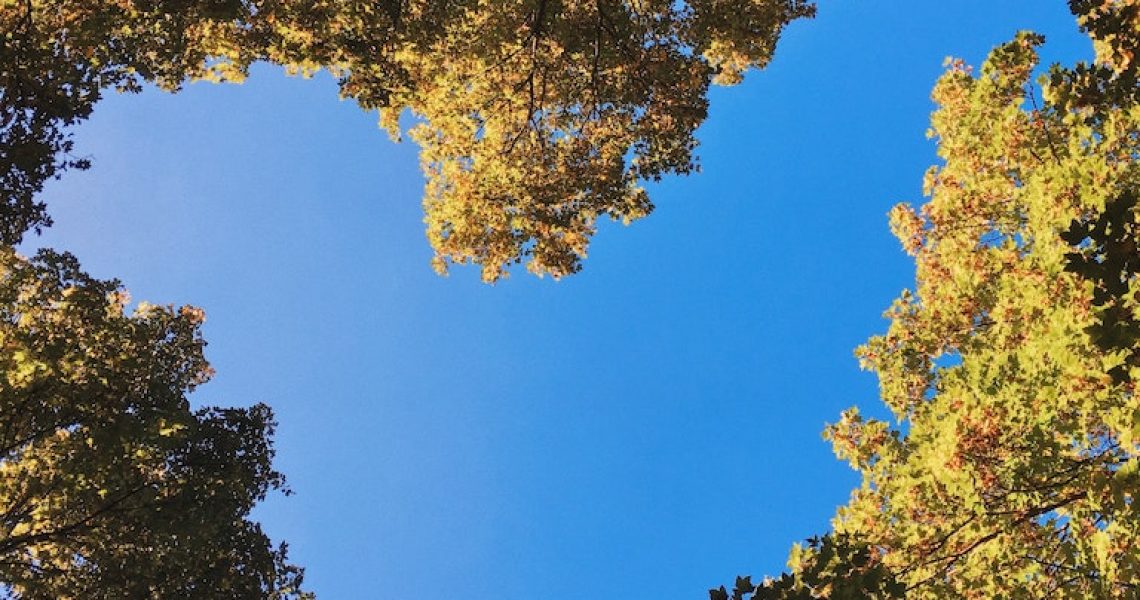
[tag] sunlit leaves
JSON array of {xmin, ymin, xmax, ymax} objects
[
  {"xmin": 0, "ymin": 248, "xmax": 310, "ymax": 599},
  {"xmin": 722, "ymin": 7, "xmax": 1140, "ymax": 598},
  {"xmin": 830, "ymin": 18, "xmax": 1140, "ymax": 598},
  {"xmin": 1, "ymin": 0, "xmax": 813, "ymax": 280}
]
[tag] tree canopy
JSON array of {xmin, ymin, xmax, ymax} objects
[
  {"xmin": 721, "ymin": 1, "xmax": 1140, "ymax": 597},
  {"xmin": 0, "ymin": 248, "xmax": 309, "ymax": 599},
  {"xmin": 0, "ymin": 1, "xmax": 817, "ymax": 596},
  {"xmin": 1, "ymin": 0, "xmax": 813, "ymax": 281},
  {"xmin": 10, "ymin": 1, "xmax": 1140, "ymax": 598}
]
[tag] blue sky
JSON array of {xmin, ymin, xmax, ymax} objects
[{"xmin": 30, "ymin": 2, "xmax": 1091, "ymax": 598}]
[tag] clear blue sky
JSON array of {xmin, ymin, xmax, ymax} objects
[{"xmin": 28, "ymin": 2, "xmax": 1091, "ymax": 598}]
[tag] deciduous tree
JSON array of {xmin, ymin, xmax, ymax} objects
[
  {"xmin": 0, "ymin": 248, "xmax": 309, "ymax": 599},
  {"xmin": 718, "ymin": 2, "xmax": 1140, "ymax": 597},
  {"xmin": 0, "ymin": 0, "xmax": 813, "ymax": 280}
]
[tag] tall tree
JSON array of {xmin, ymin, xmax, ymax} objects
[
  {"xmin": 0, "ymin": 0, "xmax": 813, "ymax": 281},
  {"xmin": 0, "ymin": 248, "xmax": 309, "ymax": 599},
  {"xmin": 717, "ymin": 1, "xmax": 1140, "ymax": 597}
]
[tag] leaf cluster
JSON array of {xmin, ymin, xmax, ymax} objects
[
  {"xmin": 1, "ymin": 0, "xmax": 814, "ymax": 281},
  {"xmin": 0, "ymin": 248, "xmax": 311, "ymax": 599},
  {"xmin": 1063, "ymin": 191, "xmax": 1140, "ymax": 383},
  {"xmin": 709, "ymin": 536, "xmax": 902, "ymax": 600},
  {"xmin": 721, "ymin": 3, "xmax": 1140, "ymax": 597}
]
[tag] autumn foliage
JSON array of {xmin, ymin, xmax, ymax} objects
[
  {"xmin": 727, "ymin": 1, "xmax": 1140, "ymax": 597},
  {"xmin": 0, "ymin": 249, "xmax": 310, "ymax": 598},
  {"xmin": 1, "ymin": 0, "xmax": 813, "ymax": 281},
  {"xmin": 3, "ymin": 0, "xmax": 1140, "ymax": 599}
]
